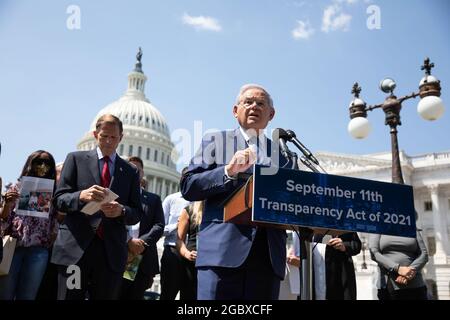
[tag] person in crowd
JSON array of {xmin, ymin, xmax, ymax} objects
[
  {"xmin": 35, "ymin": 162, "xmax": 65, "ymax": 300},
  {"xmin": 181, "ymin": 83, "xmax": 291, "ymax": 300},
  {"xmin": 160, "ymin": 183, "xmax": 190, "ymax": 300},
  {"xmin": 51, "ymin": 114, "xmax": 143, "ymax": 300},
  {"xmin": 312, "ymin": 232, "xmax": 361, "ymax": 300},
  {"xmin": 176, "ymin": 201, "xmax": 203, "ymax": 300},
  {"xmin": 0, "ymin": 150, "xmax": 58, "ymax": 300},
  {"xmin": 369, "ymin": 229, "xmax": 429, "ymax": 300},
  {"xmin": 53, "ymin": 162, "xmax": 66, "ymax": 224},
  {"xmin": 120, "ymin": 156, "xmax": 164, "ymax": 300}
]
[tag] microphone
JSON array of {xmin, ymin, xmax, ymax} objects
[
  {"xmin": 272, "ymin": 128, "xmax": 292, "ymax": 160},
  {"xmin": 285, "ymin": 130, "xmax": 319, "ymax": 165}
]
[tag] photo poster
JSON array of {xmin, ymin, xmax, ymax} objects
[
  {"xmin": 15, "ymin": 176, "xmax": 54, "ymax": 219},
  {"xmin": 123, "ymin": 254, "xmax": 143, "ymax": 281}
]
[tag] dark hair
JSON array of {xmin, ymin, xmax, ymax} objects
[
  {"xmin": 181, "ymin": 166, "xmax": 189, "ymax": 176},
  {"xmin": 19, "ymin": 150, "xmax": 56, "ymax": 180},
  {"xmin": 128, "ymin": 156, "xmax": 144, "ymax": 168},
  {"xmin": 95, "ymin": 114, "xmax": 123, "ymax": 134},
  {"xmin": 179, "ymin": 166, "xmax": 190, "ymax": 187}
]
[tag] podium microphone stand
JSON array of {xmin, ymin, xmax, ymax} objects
[
  {"xmin": 284, "ymin": 149, "xmax": 315, "ymax": 300},
  {"xmin": 223, "ymin": 135, "xmax": 323, "ymax": 301}
]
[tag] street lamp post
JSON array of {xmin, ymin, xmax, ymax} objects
[
  {"xmin": 347, "ymin": 57, "xmax": 445, "ymax": 184},
  {"xmin": 361, "ymin": 237, "xmax": 368, "ymax": 270}
]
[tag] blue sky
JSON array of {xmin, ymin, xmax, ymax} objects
[{"xmin": 0, "ymin": 0, "xmax": 449, "ymax": 185}]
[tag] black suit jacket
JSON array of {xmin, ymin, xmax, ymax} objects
[
  {"xmin": 51, "ymin": 149, "xmax": 143, "ymax": 273},
  {"xmin": 136, "ymin": 190, "xmax": 165, "ymax": 276},
  {"xmin": 325, "ymin": 232, "xmax": 361, "ymax": 300}
]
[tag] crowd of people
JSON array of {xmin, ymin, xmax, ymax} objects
[{"xmin": 0, "ymin": 84, "xmax": 429, "ymax": 300}]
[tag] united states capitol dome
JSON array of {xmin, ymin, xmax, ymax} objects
[{"xmin": 77, "ymin": 48, "xmax": 180, "ymax": 199}]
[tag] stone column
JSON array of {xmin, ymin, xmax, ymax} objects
[
  {"xmin": 173, "ymin": 182, "xmax": 177, "ymax": 194},
  {"xmin": 429, "ymin": 185, "xmax": 450, "ymax": 261},
  {"xmin": 161, "ymin": 179, "xmax": 167, "ymax": 200},
  {"xmin": 429, "ymin": 185, "xmax": 450, "ymax": 300},
  {"xmin": 148, "ymin": 176, "xmax": 154, "ymax": 194},
  {"xmin": 156, "ymin": 178, "xmax": 161, "ymax": 197}
]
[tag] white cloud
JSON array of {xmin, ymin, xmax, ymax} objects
[
  {"xmin": 334, "ymin": 0, "xmax": 359, "ymax": 4},
  {"xmin": 182, "ymin": 13, "xmax": 222, "ymax": 32},
  {"xmin": 292, "ymin": 1, "xmax": 307, "ymax": 8},
  {"xmin": 321, "ymin": 4, "xmax": 352, "ymax": 32},
  {"xmin": 292, "ymin": 20, "xmax": 315, "ymax": 40}
]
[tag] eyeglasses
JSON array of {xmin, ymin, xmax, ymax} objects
[
  {"xmin": 240, "ymin": 98, "xmax": 270, "ymax": 109},
  {"xmin": 32, "ymin": 158, "xmax": 52, "ymax": 166}
]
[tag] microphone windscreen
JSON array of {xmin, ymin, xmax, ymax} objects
[
  {"xmin": 272, "ymin": 128, "xmax": 289, "ymax": 141},
  {"xmin": 285, "ymin": 129, "xmax": 296, "ymax": 139}
]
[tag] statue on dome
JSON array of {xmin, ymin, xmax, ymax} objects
[
  {"xmin": 136, "ymin": 47, "xmax": 143, "ymax": 63},
  {"xmin": 134, "ymin": 47, "xmax": 143, "ymax": 73}
]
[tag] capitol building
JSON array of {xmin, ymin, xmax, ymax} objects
[{"xmin": 77, "ymin": 49, "xmax": 180, "ymax": 199}]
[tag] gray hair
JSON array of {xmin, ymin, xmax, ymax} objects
[{"xmin": 235, "ymin": 83, "xmax": 274, "ymax": 108}]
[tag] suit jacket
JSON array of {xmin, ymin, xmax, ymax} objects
[
  {"xmin": 324, "ymin": 232, "xmax": 361, "ymax": 300},
  {"xmin": 51, "ymin": 149, "xmax": 143, "ymax": 273},
  {"xmin": 180, "ymin": 128, "xmax": 290, "ymax": 279},
  {"xmin": 136, "ymin": 190, "xmax": 165, "ymax": 276}
]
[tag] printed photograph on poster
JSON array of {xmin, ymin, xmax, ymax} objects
[{"xmin": 15, "ymin": 176, "xmax": 54, "ymax": 219}]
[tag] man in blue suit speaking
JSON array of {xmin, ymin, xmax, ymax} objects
[{"xmin": 181, "ymin": 84, "xmax": 289, "ymax": 300}]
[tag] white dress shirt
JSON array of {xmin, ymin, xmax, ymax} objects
[{"xmin": 162, "ymin": 192, "xmax": 190, "ymax": 246}]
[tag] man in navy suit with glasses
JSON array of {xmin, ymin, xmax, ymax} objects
[{"xmin": 181, "ymin": 84, "xmax": 290, "ymax": 300}]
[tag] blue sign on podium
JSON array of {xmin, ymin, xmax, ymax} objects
[{"xmin": 252, "ymin": 165, "xmax": 416, "ymax": 237}]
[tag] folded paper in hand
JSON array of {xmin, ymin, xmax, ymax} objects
[{"xmin": 81, "ymin": 189, "xmax": 119, "ymax": 215}]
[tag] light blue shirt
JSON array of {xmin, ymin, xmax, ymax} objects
[
  {"xmin": 238, "ymin": 127, "xmax": 270, "ymax": 165},
  {"xmin": 162, "ymin": 191, "xmax": 190, "ymax": 246},
  {"xmin": 96, "ymin": 147, "xmax": 116, "ymax": 181},
  {"xmin": 224, "ymin": 127, "xmax": 271, "ymax": 179}
]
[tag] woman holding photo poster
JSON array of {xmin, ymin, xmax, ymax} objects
[{"xmin": 0, "ymin": 150, "xmax": 57, "ymax": 300}]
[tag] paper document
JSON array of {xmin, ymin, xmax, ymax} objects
[
  {"xmin": 15, "ymin": 176, "xmax": 54, "ymax": 219},
  {"xmin": 81, "ymin": 189, "xmax": 119, "ymax": 215}
]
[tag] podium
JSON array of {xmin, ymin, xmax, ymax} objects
[
  {"xmin": 223, "ymin": 175, "xmax": 255, "ymax": 226},
  {"xmin": 223, "ymin": 165, "xmax": 415, "ymax": 237},
  {"xmin": 223, "ymin": 174, "xmax": 347, "ymax": 236},
  {"xmin": 223, "ymin": 173, "xmax": 316, "ymax": 300},
  {"xmin": 224, "ymin": 175, "xmax": 289, "ymax": 230}
]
